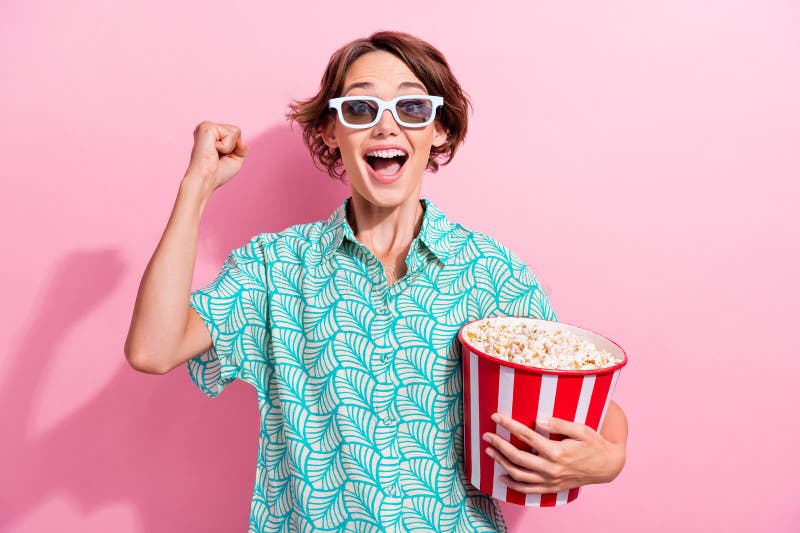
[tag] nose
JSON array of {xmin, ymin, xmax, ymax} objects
[{"xmin": 373, "ymin": 108, "xmax": 399, "ymax": 135}]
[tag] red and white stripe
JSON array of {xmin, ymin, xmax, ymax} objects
[{"xmin": 463, "ymin": 345, "xmax": 622, "ymax": 507}]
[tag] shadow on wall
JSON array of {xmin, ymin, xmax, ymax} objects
[{"xmin": 1, "ymin": 123, "xmax": 349, "ymax": 532}]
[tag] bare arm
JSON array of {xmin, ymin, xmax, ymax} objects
[
  {"xmin": 599, "ymin": 401, "xmax": 628, "ymax": 448},
  {"xmin": 124, "ymin": 178, "xmax": 212, "ymax": 374},
  {"xmin": 124, "ymin": 122, "xmax": 249, "ymax": 374}
]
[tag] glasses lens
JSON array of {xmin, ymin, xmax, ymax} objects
[
  {"xmin": 340, "ymin": 99, "xmax": 378, "ymax": 125},
  {"xmin": 396, "ymin": 97, "xmax": 434, "ymax": 124}
]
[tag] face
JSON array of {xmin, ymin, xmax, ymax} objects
[{"xmin": 321, "ymin": 50, "xmax": 448, "ymax": 209}]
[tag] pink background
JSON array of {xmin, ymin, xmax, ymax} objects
[{"xmin": 2, "ymin": 1, "xmax": 798, "ymax": 531}]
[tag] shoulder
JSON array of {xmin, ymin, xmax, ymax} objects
[
  {"xmin": 233, "ymin": 220, "xmax": 328, "ymax": 264},
  {"xmin": 419, "ymin": 200, "xmax": 536, "ymax": 272},
  {"xmin": 446, "ymin": 222, "xmax": 546, "ymax": 300},
  {"xmin": 267, "ymin": 220, "xmax": 327, "ymax": 262},
  {"xmin": 449, "ymin": 224, "xmax": 556, "ymax": 321},
  {"xmin": 446, "ymin": 220, "xmax": 529, "ymax": 272}
]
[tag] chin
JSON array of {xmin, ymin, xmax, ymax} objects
[
  {"xmin": 356, "ymin": 187, "xmax": 410, "ymax": 208},
  {"xmin": 348, "ymin": 166, "xmax": 423, "ymax": 207}
]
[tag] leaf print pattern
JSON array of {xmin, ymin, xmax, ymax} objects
[
  {"xmin": 189, "ymin": 234, "xmax": 272, "ymax": 396},
  {"xmin": 188, "ymin": 197, "xmax": 558, "ymax": 532}
]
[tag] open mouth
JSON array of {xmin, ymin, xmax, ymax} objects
[{"xmin": 364, "ymin": 149, "xmax": 409, "ymax": 177}]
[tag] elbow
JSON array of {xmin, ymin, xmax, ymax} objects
[
  {"xmin": 608, "ymin": 445, "xmax": 626, "ymax": 483},
  {"xmin": 125, "ymin": 344, "xmax": 172, "ymax": 375}
]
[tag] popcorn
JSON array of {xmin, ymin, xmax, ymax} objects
[{"xmin": 462, "ymin": 317, "xmax": 620, "ymax": 371}]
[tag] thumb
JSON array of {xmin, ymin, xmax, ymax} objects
[
  {"xmin": 214, "ymin": 125, "xmax": 241, "ymax": 155},
  {"xmin": 217, "ymin": 136, "xmax": 248, "ymax": 159},
  {"xmin": 215, "ymin": 136, "xmax": 236, "ymax": 155}
]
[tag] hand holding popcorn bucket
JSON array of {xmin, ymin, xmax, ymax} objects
[{"xmin": 459, "ymin": 317, "xmax": 627, "ymax": 507}]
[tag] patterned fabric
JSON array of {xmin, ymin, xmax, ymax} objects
[{"xmin": 188, "ymin": 197, "xmax": 557, "ymax": 533}]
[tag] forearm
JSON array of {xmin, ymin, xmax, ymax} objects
[{"xmin": 124, "ymin": 175, "xmax": 212, "ymax": 373}]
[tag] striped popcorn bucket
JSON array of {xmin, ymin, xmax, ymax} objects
[{"xmin": 459, "ymin": 317, "xmax": 627, "ymax": 507}]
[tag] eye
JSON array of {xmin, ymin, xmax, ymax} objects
[
  {"xmin": 399, "ymin": 99, "xmax": 431, "ymax": 117},
  {"xmin": 344, "ymin": 100, "xmax": 376, "ymax": 116}
]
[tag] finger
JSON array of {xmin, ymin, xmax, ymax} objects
[
  {"xmin": 498, "ymin": 475, "xmax": 560, "ymax": 495},
  {"xmin": 482, "ymin": 433, "xmax": 555, "ymax": 477},
  {"xmin": 485, "ymin": 446, "xmax": 549, "ymax": 484},
  {"xmin": 538, "ymin": 416, "xmax": 593, "ymax": 441},
  {"xmin": 232, "ymin": 135, "xmax": 249, "ymax": 158},
  {"xmin": 193, "ymin": 121, "xmax": 222, "ymax": 156},
  {"xmin": 214, "ymin": 124, "xmax": 242, "ymax": 155},
  {"xmin": 490, "ymin": 413, "xmax": 557, "ymax": 458}
]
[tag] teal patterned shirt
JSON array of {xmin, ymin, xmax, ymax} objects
[{"xmin": 188, "ymin": 197, "xmax": 557, "ymax": 533}]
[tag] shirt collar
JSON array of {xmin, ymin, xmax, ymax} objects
[{"xmin": 318, "ymin": 197, "xmax": 454, "ymax": 266}]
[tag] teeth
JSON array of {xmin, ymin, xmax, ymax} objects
[{"xmin": 365, "ymin": 148, "xmax": 407, "ymax": 158}]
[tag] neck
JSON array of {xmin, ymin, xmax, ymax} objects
[{"xmin": 346, "ymin": 193, "xmax": 425, "ymax": 261}]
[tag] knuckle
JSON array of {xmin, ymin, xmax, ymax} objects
[
  {"xmin": 522, "ymin": 428, "xmax": 537, "ymax": 446},
  {"xmin": 549, "ymin": 447, "xmax": 564, "ymax": 461},
  {"xmin": 509, "ymin": 448, "xmax": 527, "ymax": 465},
  {"xmin": 549, "ymin": 464, "xmax": 564, "ymax": 480}
]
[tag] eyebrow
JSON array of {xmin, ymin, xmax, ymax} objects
[{"xmin": 343, "ymin": 81, "xmax": 427, "ymax": 94}]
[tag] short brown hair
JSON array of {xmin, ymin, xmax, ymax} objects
[{"xmin": 287, "ymin": 31, "xmax": 472, "ymax": 181}]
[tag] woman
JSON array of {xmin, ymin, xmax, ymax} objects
[{"xmin": 125, "ymin": 31, "xmax": 628, "ymax": 533}]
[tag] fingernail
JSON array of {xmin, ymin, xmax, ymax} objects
[
  {"xmin": 491, "ymin": 413, "xmax": 500, "ymax": 423},
  {"xmin": 485, "ymin": 447, "xmax": 494, "ymax": 457},
  {"xmin": 538, "ymin": 416, "xmax": 550, "ymax": 428},
  {"xmin": 482, "ymin": 433, "xmax": 491, "ymax": 443}
]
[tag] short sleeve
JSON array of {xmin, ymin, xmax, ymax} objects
[
  {"xmin": 505, "ymin": 251, "xmax": 559, "ymax": 322},
  {"xmin": 473, "ymin": 233, "xmax": 558, "ymax": 322},
  {"xmin": 188, "ymin": 234, "xmax": 269, "ymax": 397}
]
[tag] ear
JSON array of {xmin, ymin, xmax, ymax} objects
[
  {"xmin": 432, "ymin": 121, "xmax": 448, "ymax": 148},
  {"xmin": 320, "ymin": 116, "xmax": 338, "ymax": 149}
]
